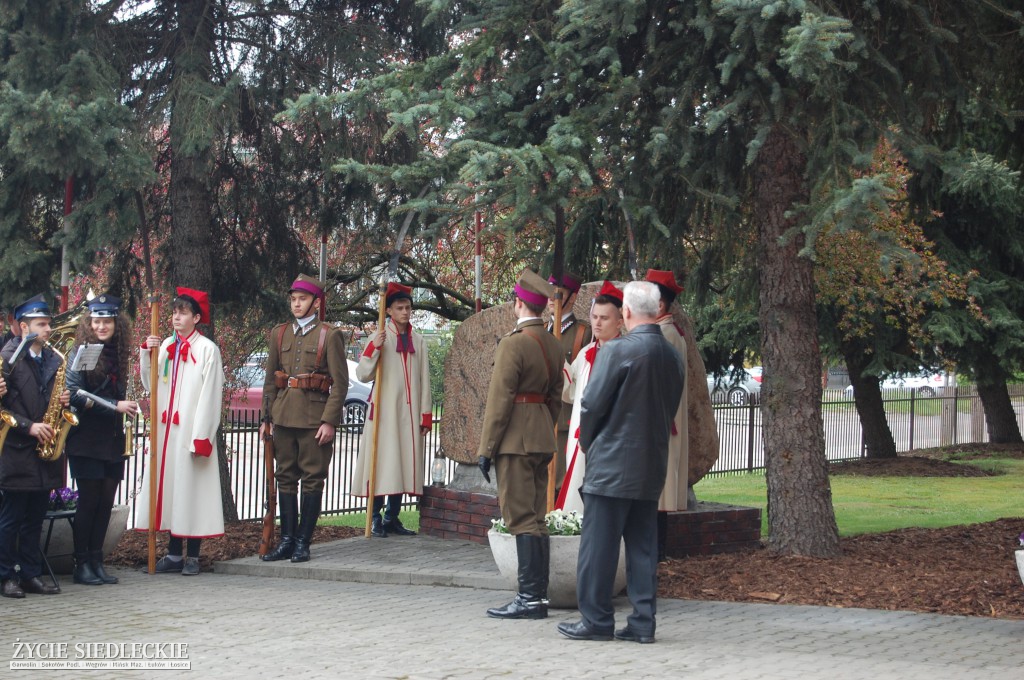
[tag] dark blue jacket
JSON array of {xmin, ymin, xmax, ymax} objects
[
  {"xmin": 0, "ymin": 338, "xmax": 65, "ymax": 491},
  {"xmin": 579, "ymin": 324, "xmax": 685, "ymax": 501}
]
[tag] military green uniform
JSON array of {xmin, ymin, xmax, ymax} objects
[
  {"xmin": 547, "ymin": 313, "xmax": 592, "ymax": 489},
  {"xmin": 262, "ymin": 320, "xmax": 348, "ymax": 494},
  {"xmin": 479, "ymin": 318, "xmax": 564, "ymax": 536}
]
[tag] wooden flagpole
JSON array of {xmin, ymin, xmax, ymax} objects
[
  {"xmin": 136, "ymin": 191, "xmax": 160, "ymax": 574},
  {"xmin": 364, "ymin": 277, "xmax": 388, "ymax": 537}
]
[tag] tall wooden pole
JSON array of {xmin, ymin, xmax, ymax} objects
[
  {"xmin": 136, "ymin": 191, "xmax": 160, "ymax": 574},
  {"xmin": 364, "ymin": 278, "xmax": 388, "ymax": 537},
  {"xmin": 548, "ymin": 206, "xmax": 566, "ymax": 511},
  {"xmin": 147, "ymin": 296, "xmax": 159, "ymax": 573}
]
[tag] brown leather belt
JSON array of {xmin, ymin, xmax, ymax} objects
[
  {"xmin": 513, "ymin": 393, "xmax": 547, "ymax": 404},
  {"xmin": 274, "ymin": 371, "xmax": 333, "ymax": 394}
]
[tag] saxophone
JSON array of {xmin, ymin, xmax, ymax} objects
[
  {"xmin": 0, "ymin": 356, "xmax": 17, "ymax": 452},
  {"xmin": 37, "ymin": 341, "xmax": 79, "ymax": 461},
  {"xmin": 34, "ymin": 307, "xmax": 84, "ymax": 462}
]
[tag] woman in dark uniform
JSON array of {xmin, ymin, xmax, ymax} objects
[{"xmin": 66, "ymin": 294, "xmax": 139, "ymax": 585}]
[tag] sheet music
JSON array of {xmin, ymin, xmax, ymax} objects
[{"xmin": 70, "ymin": 344, "xmax": 105, "ymax": 371}]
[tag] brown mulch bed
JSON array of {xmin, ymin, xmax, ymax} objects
[
  {"xmin": 109, "ymin": 522, "xmax": 361, "ymax": 571},
  {"xmin": 828, "ymin": 456, "xmax": 996, "ymax": 477},
  {"xmin": 663, "ymin": 443, "xmax": 1024, "ymax": 619},
  {"xmin": 659, "ymin": 518, "xmax": 1024, "ymax": 619}
]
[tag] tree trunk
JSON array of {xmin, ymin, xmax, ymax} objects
[
  {"xmin": 755, "ymin": 124, "xmax": 840, "ymax": 557},
  {"xmin": 168, "ymin": 0, "xmax": 237, "ymax": 521},
  {"xmin": 843, "ymin": 347, "xmax": 897, "ymax": 459},
  {"xmin": 974, "ymin": 365, "xmax": 1023, "ymax": 444}
]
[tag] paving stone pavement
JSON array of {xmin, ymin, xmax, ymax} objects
[{"xmin": 3, "ymin": 535, "xmax": 1021, "ymax": 679}]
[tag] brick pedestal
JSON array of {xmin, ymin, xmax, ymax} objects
[
  {"xmin": 422, "ymin": 487, "xmax": 761, "ymax": 556},
  {"xmin": 420, "ymin": 485, "xmax": 500, "ymax": 544},
  {"xmin": 664, "ymin": 501, "xmax": 762, "ymax": 557}
]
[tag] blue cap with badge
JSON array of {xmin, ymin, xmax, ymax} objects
[
  {"xmin": 88, "ymin": 293, "xmax": 121, "ymax": 318},
  {"xmin": 13, "ymin": 294, "xmax": 52, "ymax": 320}
]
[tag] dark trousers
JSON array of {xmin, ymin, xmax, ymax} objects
[
  {"xmin": 273, "ymin": 425, "xmax": 334, "ymax": 495},
  {"xmin": 576, "ymin": 493, "xmax": 659, "ymax": 635},
  {"xmin": 372, "ymin": 494, "xmax": 403, "ymax": 520},
  {"xmin": 73, "ymin": 478, "xmax": 120, "ymax": 555},
  {"xmin": 0, "ymin": 489, "xmax": 49, "ymax": 580}
]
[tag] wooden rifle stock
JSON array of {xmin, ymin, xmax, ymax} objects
[{"xmin": 258, "ymin": 428, "xmax": 277, "ymax": 555}]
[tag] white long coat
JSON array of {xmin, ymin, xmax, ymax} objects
[
  {"xmin": 137, "ymin": 330, "xmax": 225, "ymax": 537},
  {"xmin": 350, "ymin": 321, "xmax": 432, "ymax": 497},
  {"xmin": 657, "ymin": 316, "xmax": 689, "ymax": 511},
  {"xmin": 555, "ymin": 339, "xmax": 602, "ymax": 514}
]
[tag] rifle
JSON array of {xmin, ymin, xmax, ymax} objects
[{"xmin": 258, "ymin": 427, "xmax": 277, "ymax": 556}]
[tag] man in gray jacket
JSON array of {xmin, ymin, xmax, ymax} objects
[{"xmin": 557, "ymin": 281, "xmax": 684, "ymax": 644}]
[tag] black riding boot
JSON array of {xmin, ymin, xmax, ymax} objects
[
  {"xmin": 89, "ymin": 550, "xmax": 118, "ymax": 584},
  {"xmin": 486, "ymin": 535, "xmax": 547, "ymax": 619},
  {"xmin": 261, "ymin": 493, "xmax": 298, "ymax": 562},
  {"xmin": 291, "ymin": 492, "xmax": 321, "ymax": 563},
  {"xmin": 73, "ymin": 553, "xmax": 103, "ymax": 585},
  {"xmin": 536, "ymin": 535, "xmax": 550, "ymax": 604}
]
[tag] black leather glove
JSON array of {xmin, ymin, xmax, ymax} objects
[{"xmin": 477, "ymin": 456, "xmax": 492, "ymax": 483}]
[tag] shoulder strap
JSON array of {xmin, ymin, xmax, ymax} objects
[
  {"xmin": 571, "ymin": 324, "xmax": 586, "ymax": 362},
  {"xmin": 524, "ymin": 329, "xmax": 557, "ymax": 387},
  {"xmin": 314, "ymin": 325, "xmax": 329, "ymax": 371},
  {"xmin": 277, "ymin": 324, "xmax": 287, "ymax": 359}
]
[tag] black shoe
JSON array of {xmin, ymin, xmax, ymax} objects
[
  {"xmin": 153, "ymin": 555, "xmax": 184, "ymax": 573},
  {"xmin": 181, "ymin": 557, "xmax": 200, "ymax": 576},
  {"xmin": 261, "ymin": 537, "xmax": 295, "ymax": 562},
  {"xmin": 614, "ymin": 627, "xmax": 655, "ymax": 644},
  {"xmin": 20, "ymin": 576, "xmax": 61, "ymax": 595},
  {"xmin": 290, "ymin": 538, "xmax": 310, "ymax": 563},
  {"xmin": 73, "ymin": 557, "xmax": 104, "ymax": 586},
  {"xmin": 382, "ymin": 516, "xmax": 416, "ymax": 536},
  {"xmin": 557, "ymin": 620, "xmax": 613, "ymax": 641},
  {"xmin": 1, "ymin": 578, "xmax": 25, "ymax": 599},
  {"xmin": 486, "ymin": 594, "xmax": 548, "ymax": 620},
  {"xmin": 89, "ymin": 551, "xmax": 118, "ymax": 584},
  {"xmin": 370, "ymin": 515, "xmax": 388, "ymax": 538}
]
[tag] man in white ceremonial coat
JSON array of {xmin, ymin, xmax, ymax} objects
[
  {"xmin": 645, "ymin": 269, "xmax": 689, "ymax": 561},
  {"xmin": 138, "ymin": 287, "xmax": 225, "ymax": 576},
  {"xmin": 556, "ymin": 281, "xmax": 623, "ymax": 515},
  {"xmin": 351, "ymin": 283, "xmax": 432, "ymax": 537}
]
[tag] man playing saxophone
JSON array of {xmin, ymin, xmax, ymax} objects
[{"xmin": 0, "ymin": 294, "xmax": 71, "ymax": 599}]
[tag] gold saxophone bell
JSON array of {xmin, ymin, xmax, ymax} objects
[{"xmin": 0, "ymin": 356, "xmax": 16, "ymax": 454}]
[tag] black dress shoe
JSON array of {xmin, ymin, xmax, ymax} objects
[
  {"xmin": 382, "ymin": 517, "xmax": 416, "ymax": 536},
  {"xmin": 370, "ymin": 516, "xmax": 388, "ymax": 538},
  {"xmin": 20, "ymin": 576, "xmax": 60, "ymax": 595},
  {"xmin": 486, "ymin": 594, "xmax": 548, "ymax": 619},
  {"xmin": 1, "ymin": 578, "xmax": 25, "ymax": 599},
  {"xmin": 557, "ymin": 620, "xmax": 613, "ymax": 641},
  {"xmin": 614, "ymin": 627, "xmax": 655, "ymax": 644}
]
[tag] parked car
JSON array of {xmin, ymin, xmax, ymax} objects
[
  {"xmin": 226, "ymin": 354, "xmax": 371, "ymax": 425},
  {"xmin": 844, "ymin": 370, "xmax": 948, "ymax": 398},
  {"xmin": 706, "ymin": 366, "xmax": 762, "ymax": 406}
]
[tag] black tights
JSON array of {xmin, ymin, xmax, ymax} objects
[
  {"xmin": 167, "ymin": 535, "xmax": 202, "ymax": 558},
  {"xmin": 72, "ymin": 478, "xmax": 121, "ymax": 555}
]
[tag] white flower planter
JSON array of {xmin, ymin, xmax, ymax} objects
[
  {"xmin": 40, "ymin": 504, "xmax": 130, "ymax": 574},
  {"xmin": 487, "ymin": 529, "xmax": 626, "ymax": 608},
  {"xmin": 1016, "ymin": 550, "xmax": 1024, "ymax": 587}
]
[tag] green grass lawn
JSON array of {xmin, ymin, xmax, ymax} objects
[
  {"xmin": 694, "ymin": 458, "xmax": 1024, "ymax": 537},
  {"xmin": 320, "ymin": 512, "xmax": 420, "ymax": 532}
]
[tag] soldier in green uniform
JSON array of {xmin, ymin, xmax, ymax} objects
[
  {"xmin": 545, "ymin": 272, "xmax": 592, "ymax": 493},
  {"xmin": 478, "ymin": 270, "xmax": 564, "ymax": 620},
  {"xmin": 259, "ymin": 274, "xmax": 348, "ymax": 563}
]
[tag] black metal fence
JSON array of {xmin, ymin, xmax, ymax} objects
[{"xmin": 104, "ymin": 384, "xmax": 1020, "ymax": 525}]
